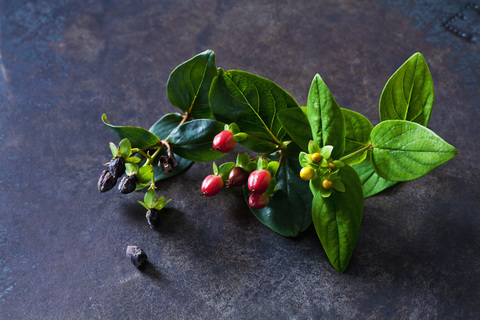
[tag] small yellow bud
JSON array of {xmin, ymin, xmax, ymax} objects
[
  {"xmin": 300, "ymin": 167, "xmax": 315, "ymax": 181},
  {"xmin": 327, "ymin": 162, "xmax": 336, "ymax": 170},
  {"xmin": 311, "ymin": 153, "xmax": 322, "ymax": 163},
  {"xmin": 322, "ymin": 179, "xmax": 333, "ymax": 190}
]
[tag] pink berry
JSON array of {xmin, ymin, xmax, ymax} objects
[
  {"xmin": 248, "ymin": 192, "xmax": 269, "ymax": 209},
  {"xmin": 248, "ymin": 170, "xmax": 271, "ymax": 194},
  {"xmin": 227, "ymin": 167, "xmax": 250, "ymax": 187},
  {"xmin": 201, "ymin": 175, "xmax": 224, "ymax": 197},
  {"xmin": 212, "ymin": 130, "xmax": 236, "ymax": 153}
]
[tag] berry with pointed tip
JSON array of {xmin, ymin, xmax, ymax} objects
[
  {"xmin": 201, "ymin": 175, "xmax": 224, "ymax": 197},
  {"xmin": 212, "ymin": 130, "xmax": 236, "ymax": 153},
  {"xmin": 248, "ymin": 170, "xmax": 271, "ymax": 194},
  {"xmin": 227, "ymin": 167, "xmax": 250, "ymax": 187},
  {"xmin": 248, "ymin": 192, "xmax": 269, "ymax": 209}
]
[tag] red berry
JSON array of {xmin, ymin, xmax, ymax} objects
[
  {"xmin": 248, "ymin": 192, "xmax": 269, "ymax": 209},
  {"xmin": 201, "ymin": 175, "xmax": 224, "ymax": 197},
  {"xmin": 248, "ymin": 170, "xmax": 271, "ymax": 194},
  {"xmin": 227, "ymin": 167, "xmax": 249, "ymax": 187},
  {"xmin": 212, "ymin": 130, "xmax": 236, "ymax": 153}
]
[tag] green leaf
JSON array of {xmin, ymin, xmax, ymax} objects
[
  {"xmin": 341, "ymin": 108, "xmax": 374, "ymax": 165},
  {"xmin": 149, "ymin": 113, "xmax": 185, "ymax": 139},
  {"xmin": 307, "ymin": 74, "xmax": 345, "ymax": 159},
  {"xmin": 312, "ymin": 164, "xmax": 363, "ymax": 272},
  {"xmin": 320, "ymin": 145, "xmax": 334, "ymax": 159},
  {"xmin": 277, "ymin": 107, "xmax": 312, "ymax": 151},
  {"xmin": 244, "ymin": 143, "xmax": 312, "ymax": 237},
  {"xmin": 148, "ymin": 113, "xmax": 194, "ymax": 182},
  {"xmin": 379, "ymin": 52, "xmax": 434, "ymax": 127},
  {"xmin": 167, "ymin": 50, "xmax": 217, "ymax": 119},
  {"xmin": 125, "ymin": 163, "xmax": 139, "ymax": 176},
  {"xmin": 168, "ymin": 119, "xmax": 226, "ymax": 162},
  {"xmin": 125, "ymin": 157, "xmax": 141, "ymax": 164},
  {"xmin": 154, "ymin": 196, "xmax": 171, "ymax": 211},
  {"xmin": 266, "ymin": 161, "xmax": 280, "ymax": 177},
  {"xmin": 136, "ymin": 165, "xmax": 154, "ymax": 185},
  {"xmin": 109, "ymin": 142, "xmax": 117, "ymax": 157},
  {"xmin": 117, "ymin": 138, "xmax": 132, "ymax": 158},
  {"xmin": 210, "ymin": 69, "xmax": 299, "ymax": 152},
  {"xmin": 144, "ymin": 189, "xmax": 157, "ymax": 208},
  {"xmin": 102, "ymin": 114, "xmax": 160, "ymax": 149},
  {"xmin": 236, "ymin": 152, "xmax": 250, "ymax": 168},
  {"xmin": 352, "ymin": 153, "xmax": 397, "ymax": 198},
  {"xmin": 218, "ymin": 162, "xmax": 236, "ymax": 181},
  {"xmin": 308, "ymin": 140, "xmax": 321, "ymax": 154},
  {"xmin": 371, "ymin": 120, "xmax": 457, "ymax": 181}
]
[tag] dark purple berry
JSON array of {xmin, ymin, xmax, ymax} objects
[
  {"xmin": 98, "ymin": 170, "xmax": 117, "ymax": 193},
  {"xmin": 227, "ymin": 167, "xmax": 250, "ymax": 187},
  {"xmin": 118, "ymin": 175, "xmax": 137, "ymax": 194},
  {"xmin": 109, "ymin": 157, "xmax": 126, "ymax": 179},
  {"xmin": 146, "ymin": 209, "xmax": 161, "ymax": 229}
]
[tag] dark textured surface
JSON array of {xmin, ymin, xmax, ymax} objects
[{"xmin": 1, "ymin": 0, "xmax": 479, "ymax": 318}]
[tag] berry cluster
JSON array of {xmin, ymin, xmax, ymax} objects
[
  {"xmin": 299, "ymin": 141, "xmax": 346, "ymax": 198},
  {"xmin": 201, "ymin": 129, "xmax": 279, "ymax": 210},
  {"xmin": 98, "ymin": 138, "xmax": 173, "ymax": 228},
  {"xmin": 97, "ymin": 139, "xmax": 142, "ymax": 194}
]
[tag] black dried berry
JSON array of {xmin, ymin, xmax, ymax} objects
[
  {"xmin": 98, "ymin": 170, "xmax": 117, "ymax": 193},
  {"xmin": 126, "ymin": 245, "xmax": 148, "ymax": 267},
  {"xmin": 109, "ymin": 157, "xmax": 126, "ymax": 179},
  {"xmin": 146, "ymin": 209, "xmax": 161, "ymax": 229},
  {"xmin": 118, "ymin": 176, "xmax": 137, "ymax": 194}
]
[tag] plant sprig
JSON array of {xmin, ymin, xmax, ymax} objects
[{"xmin": 98, "ymin": 50, "xmax": 457, "ymax": 272}]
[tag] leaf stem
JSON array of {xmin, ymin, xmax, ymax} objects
[
  {"xmin": 246, "ymin": 134, "xmax": 280, "ymax": 146},
  {"xmin": 339, "ymin": 144, "xmax": 372, "ymax": 162}
]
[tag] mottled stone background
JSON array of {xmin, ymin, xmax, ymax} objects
[{"xmin": 1, "ymin": 0, "xmax": 479, "ymax": 319}]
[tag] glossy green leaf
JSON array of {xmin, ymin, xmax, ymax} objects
[
  {"xmin": 379, "ymin": 52, "xmax": 434, "ymax": 126},
  {"xmin": 341, "ymin": 108, "xmax": 374, "ymax": 165},
  {"xmin": 169, "ymin": 119, "xmax": 226, "ymax": 162},
  {"xmin": 236, "ymin": 152, "xmax": 250, "ymax": 168},
  {"xmin": 312, "ymin": 164, "xmax": 363, "ymax": 272},
  {"xmin": 210, "ymin": 69, "xmax": 299, "ymax": 152},
  {"xmin": 144, "ymin": 189, "xmax": 157, "ymax": 208},
  {"xmin": 167, "ymin": 50, "xmax": 217, "ymax": 119},
  {"xmin": 352, "ymin": 153, "xmax": 397, "ymax": 198},
  {"xmin": 307, "ymin": 74, "xmax": 345, "ymax": 159},
  {"xmin": 244, "ymin": 143, "xmax": 313, "ymax": 236},
  {"xmin": 109, "ymin": 142, "xmax": 117, "ymax": 157},
  {"xmin": 117, "ymin": 138, "xmax": 132, "ymax": 158},
  {"xmin": 102, "ymin": 114, "xmax": 160, "ymax": 149},
  {"xmin": 371, "ymin": 120, "xmax": 457, "ymax": 181},
  {"xmin": 125, "ymin": 157, "xmax": 141, "ymax": 164},
  {"xmin": 148, "ymin": 113, "xmax": 194, "ymax": 182},
  {"xmin": 277, "ymin": 107, "xmax": 312, "ymax": 151},
  {"xmin": 136, "ymin": 165, "xmax": 153, "ymax": 185},
  {"xmin": 218, "ymin": 162, "xmax": 236, "ymax": 181}
]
